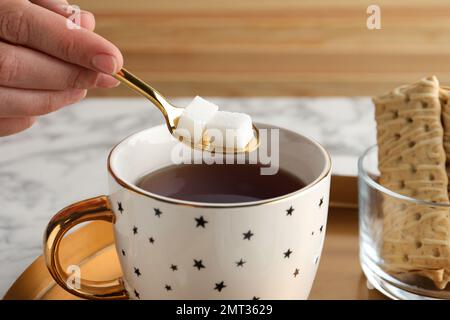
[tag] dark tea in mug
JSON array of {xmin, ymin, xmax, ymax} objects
[{"xmin": 136, "ymin": 164, "xmax": 305, "ymax": 203}]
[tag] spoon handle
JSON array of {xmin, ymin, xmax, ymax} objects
[
  {"xmin": 113, "ymin": 68, "xmax": 175, "ymax": 123},
  {"xmin": 114, "ymin": 69, "xmax": 259, "ymax": 153}
]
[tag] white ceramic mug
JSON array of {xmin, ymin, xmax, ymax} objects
[{"xmin": 44, "ymin": 123, "xmax": 331, "ymax": 300}]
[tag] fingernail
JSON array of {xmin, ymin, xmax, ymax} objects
[
  {"xmin": 78, "ymin": 89, "xmax": 88, "ymax": 99},
  {"xmin": 61, "ymin": 4, "xmax": 70, "ymax": 12},
  {"xmin": 68, "ymin": 89, "xmax": 88, "ymax": 103},
  {"xmin": 96, "ymin": 74, "xmax": 120, "ymax": 88},
  {"xmin": 92, "ymin": 54, "xmax": 118, "ymax": 74}
]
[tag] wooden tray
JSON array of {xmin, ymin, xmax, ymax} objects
[{"xmin": 3, "ymin": 176, "xmax": 387, "ymax": 300}]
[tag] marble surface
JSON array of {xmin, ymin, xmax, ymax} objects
[{"xmin": 0, "ymin": 97, "xmax": 376, "ymax": 297}]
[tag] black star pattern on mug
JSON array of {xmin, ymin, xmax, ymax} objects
[
  {"xmin": 243, "ymin": 230, "xmax": 254, "ymax": 240},
  {"xmin": 194, "ymin": 259, "xmax": 205, "ymax": 270},
  {"xmin": 195, "ymin": 216, "xmax": 208, "ymax": 228},
  {"xmin": 311, "ymin": 231, "xmax": 315, "ymax": 236},
  {"xmin": 235, "ymin": 258, "xmax": 246, "ymax": 267},
  {"xmin": 315, "ymin": 256, "xmax": 319, "ymax": 264},
  {"xmin": 149, "ymin": 237, "xmax": 155, "ymax": 244},
  {"xmin": 320, "ymin": 225, "xmax": 324, "ymax": 233},
  {"xmin": 286, "ymin": 206, "xmax": 294, "ymax": 216},
  {"xmin": 154, "ymin": 208, "xmax": 162, "ymax": 217},
  {"xmin": 214, "ymin": 281, "xmax": 226, "ymax": 292},
  {"xmin": 165, "ymin": 284, "xmax": 172, "ymax": 291},
  {"xmin": 252, "ymin": 296, "xmax": 260, "ymax": 300},
  {"xmin": 283, "ymin": 249, "xmax": 293, "ymax": 258},
  {"xmin": 121, "ymin": 249, "xmax": 126, "ymax": 256},
  {"xmin": 134, "ymin": 267, "xmax": 141, "ymax": 277},
  {"xmin": 133, "ymin": 226, "xmax": 138, "ymax": 235},
  {"xmin": 170, "ymin": 264, "xmax": 178, "ymax": 271},
  {"xmin": 293, "ymin": 268, "xmax": 300, "ymax": 277},
  {"xmin": 134, "ymin": 289, "xmax": 140, "ymax": 299},
  {"xmin": 319, "ymin": 197, "xmax": 324, "ymax": 208},
  {"xmin": 118, "ymin": 202, "xmax": 124, "ymax": 214}
]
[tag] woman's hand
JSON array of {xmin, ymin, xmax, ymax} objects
[{"xmin": 0, "ymin": 0, "xmax": 123, "ymax": 136}]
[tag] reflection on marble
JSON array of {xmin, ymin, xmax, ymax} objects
[{"xmin": 0, "ymin": 97, "xmax": 376, "ymax": 296}]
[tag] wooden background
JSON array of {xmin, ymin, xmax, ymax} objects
[{"xmin": 73, "ymin": 0, "xmax": 450, "ymax": 97}]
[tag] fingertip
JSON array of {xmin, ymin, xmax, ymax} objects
[
  {"xmin": 77, "ymin": 88, "xmax": 88, "ymax": 99},
  {"xmin": 106, "ymin": 42, "xmax": 124, "ymax": 73},
  {"xmin": 105, "ymin": 47, "xmax": 124, "ymax": 74},
  {"xmin": 92, "ymin": 51, "xmax": 123, "ymax": 75},
  {"xmin": 0, "ymin": 117, "xmax": 36, "ymax": 137},
  {"xmin": 58, "ymin": 89, "xmax": 87, "ymax": 109},
  {"xmin": 69, "ymin": 89, "xmax": 88, "ymax": 102},
  {"xmin": 27, "ymin": 116, "xmax": 37, "ymax": 127},
  {"xmin": 80, "ymin": 11, "xmax": 96, "ymax": 31},
  {"xmin": 20, "ymin": 117, "xmax": 37, "ymax": 134},
  {"xmin": 114, "ymin": 49, "xmax": 124, "ymax": 72},
  {"xmin": 96, "ymin": 74, "xmax": 120, "ymax": 88}
]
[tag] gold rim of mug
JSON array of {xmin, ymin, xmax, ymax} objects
[{"xmin": 107, "ymin": 123, "xmax": 332, "ymax": 208}]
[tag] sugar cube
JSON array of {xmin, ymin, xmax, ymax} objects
[
  {"xmin": 175, "ymin": 96, "xmax": 219, "ymax": 143},
  {"xmin": 205, "ymin": 111, "xmax": 254, "ymax": 149}
]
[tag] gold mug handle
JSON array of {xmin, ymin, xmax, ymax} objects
[{"xmin": 43, "ymin": 196, "xmax": 128, "ymax": 300}]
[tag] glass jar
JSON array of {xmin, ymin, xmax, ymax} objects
[{"xmin": 358, "ymin": 145, "xmax": 450, "ymax": 299}]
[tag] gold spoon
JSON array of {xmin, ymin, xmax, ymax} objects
[{"xmin": 113, "ymin": 68, "xmax": 259, "ymax": 154}]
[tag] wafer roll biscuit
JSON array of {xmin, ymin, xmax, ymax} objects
[
  {"xmin": 374, "ymin": 76, "xmax": 450, "ymax": 289},
  {"xmin": 440, "ymin": 87, "xmax": 450, "ymax": 193},
  {"xmin": 438, "ymin": 87, "xmax": 450, "ymax": 290}
]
